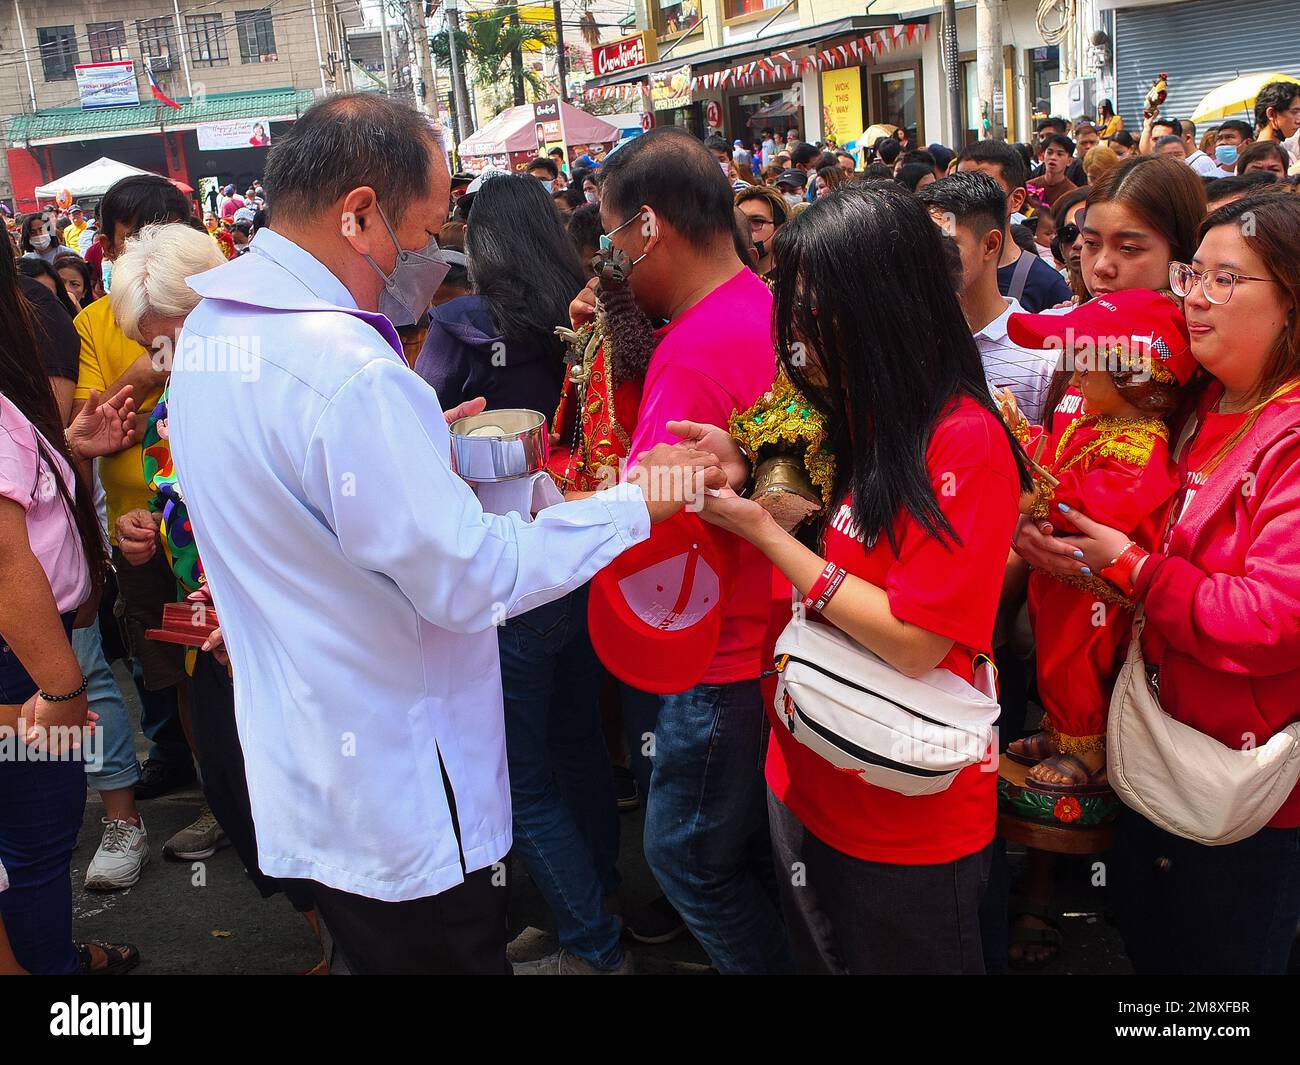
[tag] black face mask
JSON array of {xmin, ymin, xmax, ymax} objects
[{"xmin": 753, "ymin": 238, "xmax": 767, "ymax": 258}]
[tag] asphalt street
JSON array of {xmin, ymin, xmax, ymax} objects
[{"xmin": 66, "ymin": 661, "xmax": 1228, "ymax": 976}]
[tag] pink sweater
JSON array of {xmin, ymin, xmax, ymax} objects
[{"xmin": 1136, "ymin": 384, "xmax": 1300, "ymax": 826}]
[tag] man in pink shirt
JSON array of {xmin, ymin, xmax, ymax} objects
[{"xmin": 598, "ymin": 128, "xmax": 790, "ymax": 973}]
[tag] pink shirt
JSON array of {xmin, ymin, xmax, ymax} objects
[
  {"xmin": 629, "ymin": 267, "xmax": 777, "ymax": 683},
  {"xmin": 0, "ymin": 394, "xmax": 90, "ymax": 614}
]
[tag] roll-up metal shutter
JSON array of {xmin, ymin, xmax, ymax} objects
[{"xmin": 1114, "ymin": 0, "xmax": 1300, "ymax": 130}]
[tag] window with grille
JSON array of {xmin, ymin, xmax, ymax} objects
[
  {"xmin": 236, "ymin": 8, "xmax": 278, "ymax": 63},
  {"xmin": 137, "ymin": 17, "xmax": 176, "ymax": 68},
  {"xmin": 187, "ymin": 14, "xmax": 229, "ymax": 67},
  {"xmin": 37, "ymin": 25, "xmax": 80, "ymax": 81},
  {"xmin": 88, "ymin": 21, "xmax": 128, "ymax": 63}
]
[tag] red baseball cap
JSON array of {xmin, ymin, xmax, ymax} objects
[
  {"xmin": 1008, "ymin": 289, "xmax": 1196, "ymax": 386},
  {"xmin": 588, "ymin": 510, "xmax": 736, "ymax": 695}
]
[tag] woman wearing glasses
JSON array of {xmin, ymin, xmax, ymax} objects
[
  {"xmin": 734, "ymin": 186, "xmax": 789, "ymax": 278},
  {"xmin": 1018, "ymin": 193, "xmax": 1300, "ymax": 974}
]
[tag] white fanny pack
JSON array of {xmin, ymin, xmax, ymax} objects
[{"xmin": 772, "ymin": 614, "xmax": 999, "ymax": 796}]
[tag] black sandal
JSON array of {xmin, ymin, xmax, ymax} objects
[
  {"xmin": 1008, "ymin": 907, "xmax": 1062, "ymax": 971},
  {"xmin": 77, "ymin": 941, "xmax": 140, "ymax": 976}
]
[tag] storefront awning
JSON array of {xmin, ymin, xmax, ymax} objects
[
  {"xmin": 585, "ymin": 14, "xmax": 933, "ymax": 87},
  {"xmin": 7, "ymin": 87, "xmax": 317, "ymax": 148}
]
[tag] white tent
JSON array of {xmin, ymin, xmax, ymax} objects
[{"xmin": 34, "ymin": 157, "xmax": 158, "ymax": 200}]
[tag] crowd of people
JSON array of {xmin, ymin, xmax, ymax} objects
[{"xmin": 2, "ymin": 80, "xmax": 1300, "ymax": 976}]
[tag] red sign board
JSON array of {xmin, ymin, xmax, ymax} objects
[
  {"xmin": 706, "ymin": 100, "xmax": 722, "ymax": 130},
  {"xmin": 593, "ymin": 32, "xmax": 657, "ymax": 78}
]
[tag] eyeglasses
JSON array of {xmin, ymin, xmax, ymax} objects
[
  {"xmin": 746, "ymin": 216, "xmax": 775, "ymax": 230},
  {"xmin": 598, "ymin": 210, "xmax": 650, "ymax": 263},
  {"xmin": 1169, "ymin": 261, "xmax": 1278, "ymax": 305}
]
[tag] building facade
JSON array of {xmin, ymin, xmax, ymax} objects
[
  {"xmin": 583, "ymin": 0, "xmax": 1298, "ymax": 152},
  {"xmin": 2, "ymin": 0, "xmax": 364, "ymax": 212}
]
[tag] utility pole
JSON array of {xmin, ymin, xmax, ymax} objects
[
  {"xmin": 942, "ymin": 0, "xmax": 962, "ymax": 148},
  {"xmin": 444, "ymin": 0, "xmax": 474, "ymax": 142},
  {"xmin": 379, "ymin": 0, "xmax": 394, "ymax": 96},
  {"xmin": 509, "ymin": 9, "xmax": 526, "ymax": 106},
  {"xmin": 553, "ymin": 0, "xmax": 569, "ymax": 102},
  {"xmin": 408, "ymin": 0, "xmax": 437, "ymax": 114},
  {"xmin": 976, "ymin": 0, "xmax": 1005, "ymax": 140}
]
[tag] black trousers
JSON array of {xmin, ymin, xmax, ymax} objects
[
  {"xmin": 308, "ymin": 866, "xmax": 511, "ymax": 975},
  {"xmin": 308, "ymin": 756, "xmax": 511, "ymax": 975},
  {"xmin": 188, "ymin": 650, "xmax": 314, "ymax": 910},
  {"xmin": 1110, "ymin": 807, "xmax": 1300, "ymax": 975},
  {"xmin": 768, "ymin": 789, "xmax": 991, "ymax": 975}
]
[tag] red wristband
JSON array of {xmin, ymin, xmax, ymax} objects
[
  {"xmin": 1099, "ymin": 542, "xmax": 1148, "ymax": 598},
  {"xmin": 801, "ymin": 562, "xmax": 847, "ymax": 614}
]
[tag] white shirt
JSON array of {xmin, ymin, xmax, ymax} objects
[
  {"xmin": 167, "ymin": 228, "xmax": 651, "ymax": 902},
  {"xmin": 972, "ymin": 296, "xmax": 1059, "ymax": 426},
  {"xmin": 1184, "ymin": 149, "xmax": 1220, "ymax": 177}
]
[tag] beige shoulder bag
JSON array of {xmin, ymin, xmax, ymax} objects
[
  {"xmin": 1106, "ymin": 399, "xmax": 1300, "ymax": 845},
  {"xmin": 1107, "ymin": 611, "xmax": 1300, "ymax": 845}
]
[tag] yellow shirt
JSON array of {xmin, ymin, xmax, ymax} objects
[
  {"xmin": 63, "ymin": 219, "xmax": 87, "ymax": 249},
  {"xmin": 74, "ymin": 296, "xmax": 161, "ymax": 545}
]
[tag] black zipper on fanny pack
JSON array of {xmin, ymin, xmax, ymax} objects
[
  {"xmin": 779, "ymin": 654, "xmax": 982, "ymax": 735},
  {"xmin": 789, "ymin": 703, "xmax": 949, "ymax": 778}
]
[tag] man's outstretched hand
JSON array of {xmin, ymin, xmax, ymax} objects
[
  {"xmin": 444, "ymin": 397, "xmax": 487, "ymax": 425},
  {"xmin": 626, "ymin": 443, "xmax": 726, "ymax": 524}
]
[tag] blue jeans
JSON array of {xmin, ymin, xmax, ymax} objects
[
  {"xmin": 74, "ymin": 624, "xmax": 140, "ymax": 791},
  {"xmin": 643, "ymin": 679, "xmax": 793, "ymax": 974},
  {"xmin": 0, "ymin": 754, "xmax": 86, "ymax": 974},
  {"xmin": 135, "ymin": 670, "xmax": 189, "ymax": 769},
  {"xmin": 498, "ymin": 586, "xmax": 623, "ymax": 969}
]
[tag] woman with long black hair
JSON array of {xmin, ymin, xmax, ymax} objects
[
  {"xmin": 673, "ymin": 182, "xmax": 1032, "ymax": 973},
  {"xmin": 0, "ymin": 242, "xmax": 139, "ymax": 974},
  {"xmin": 415, "ymin": 173, "xmax": 632, "ymax": 974}
]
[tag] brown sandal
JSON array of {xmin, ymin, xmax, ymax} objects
[
  {"xmin": 1026, "ymin": 752, "xmax": 1110, "ymax": 795},
  {"xmin": 1006, "ymin": 730, "xmax": 1056, "ymax": 768}
]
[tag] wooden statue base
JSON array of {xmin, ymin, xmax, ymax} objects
[{"xmin": 996, "ymin": 755, "xmax": 1118, "ymax": 855}]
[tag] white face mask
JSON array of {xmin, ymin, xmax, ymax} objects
[
  {"xmin": 782, "ymin": 192, "xmax": 802, "ymax": 207},
  {"xmin": 584, "ymin": 190, "xmax": 599, "ymax": 204},
  {"xmin": 31, "ymin": 232, "xmax": 51, "ymax": 250}
]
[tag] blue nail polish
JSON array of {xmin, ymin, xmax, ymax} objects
[
  {"xmin": 1081, "ymin": 566, "xmax": 1092, "ymax": 576},
  {"xmin": 1073, "ymin": 549, "xmax": 1084, "ymax": 559},
  {"xmin": 1058, "ymin": 502, "xmax": 1070, "ymax": 512}
]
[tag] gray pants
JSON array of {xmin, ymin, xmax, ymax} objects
[{"xmin": 767, "ymin": 789, "xmax": 991, "ymax": 974}]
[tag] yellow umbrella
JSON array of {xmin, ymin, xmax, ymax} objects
[
  {"xmin": 1189, "ymin": 72, "xmax": 1300, "ymax": 124},
  {"xmin": 856, "ymin": 123, "xmax": 899, "ymax": 146}
]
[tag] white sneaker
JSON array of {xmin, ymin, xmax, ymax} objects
[{"xmin": 84, "ymin": 817, "xmax": 150, "ymax": 891}]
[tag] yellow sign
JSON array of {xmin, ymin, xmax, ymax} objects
[
  {"xmin": 821, "ymin": 68, "xmax": 863, "ymax": 148},
  {"xmin": 650, "ymin": 65, "xmax": 692, "ymax": 111}
]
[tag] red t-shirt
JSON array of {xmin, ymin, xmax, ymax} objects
[
  {"xmin": 765, "ymin": 397, "xmax": 1021, "ymax": 864},
  {"xmin": 629, "ymin": 267, "xmax": 777, "ymax": 684},
  {"xmin": 1049, "ymin": 384, "xmax": 1086, "ymax": 436}
]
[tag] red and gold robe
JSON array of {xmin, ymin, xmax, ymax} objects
[{"xmin": 1028, "ymin": 413, "xmax": 1179, "ymax": 751}]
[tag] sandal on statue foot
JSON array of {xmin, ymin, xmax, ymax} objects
[
  {"xmin": 1007, "ymin": 730, "xmax": 1057, "ymax": 767},
  {"xmin": 1026, "ymin": 752, "xmax": 1110, "ymax": 795}
]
